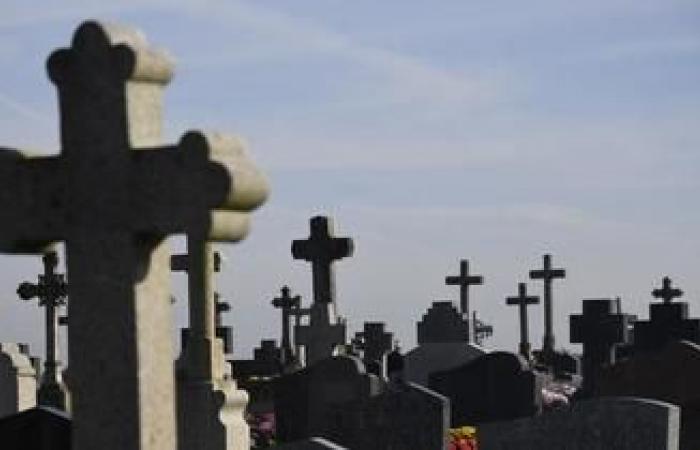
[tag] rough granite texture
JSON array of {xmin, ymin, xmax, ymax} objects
[{"xmin": 0, "ymin": 343, "xmax": 37, "ymax": 418}]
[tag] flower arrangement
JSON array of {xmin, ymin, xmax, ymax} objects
[{"xmin": 448, "ymin": 425, "xmax": 477, "ymax": 450}]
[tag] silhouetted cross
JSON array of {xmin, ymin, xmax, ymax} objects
[
  {"xmin": 272, "ymin": 285, "xmax": 301, "ymax": 365},
  {"xmin": 529, "ymin": 253, "xmax": 566, "ymax": 356},
  {"xmin": 292, "ymin": 216, "xmax": 353, "ymax": 304},
  {"xmin": 506, "ymin": 283, "xmax": 539, "ymax": 358},
  {"xmin": 445, "ymin": 259, "xmax": 483, "ymax": 332},
  {"xmin": 652, "ymin": 276, "xmax": 683, "ymax": 304}
]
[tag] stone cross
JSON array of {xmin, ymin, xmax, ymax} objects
[
  {"xmin": 272, "ymin": 285, "xmax": 301, "ymax": 367},
  {"xmin": 570, "ymin": 299, "xmax": 633, "ymax": 396},
  {"xmin": 16, "ymin": 250, "xmax": 68, "ymax": 410},
  {"xmin": 506, "ymin": 283, "xmax": 540, "ymax": 359},
  {"xmin": 472, "ymin": 311, "xmax": 494, "ymax": 346},
  {"xmin": 214, "ymin": 294, "xmax": 233, "ymax": 355},
  {"xmin": 529, "ymin": 254, "xmax": 566, "ymax": 358},
  {"xmin": 652, "ymin": 276, "xmax": 683, "ymax": 304},
  {"xmin": 445, "ymin": 259, "xmax": 483, "ymax": 343},
  {"xmin": 292, "ymin": 216, "xmax": 353, "ymax": 305},
  {"xmin": 352, "ymin": 322, "xmax": 393, "ymax": 376},
  {"xmin": 292, "ymin": 216, "xmax": 352, "ymax": 365},
  {"xmin": 0, "ymin": 21, "xmax": 268, "ymax": 450}
]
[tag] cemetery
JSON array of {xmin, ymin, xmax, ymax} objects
[{"xmin": 0, "ymin": 16, "xmax": 693, "ymax": 450}]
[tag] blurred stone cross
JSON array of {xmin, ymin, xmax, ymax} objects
[
  {"xmin": 445, "ymin": 259, "xmax": 483, "ymax": 343},
  {"xmin": 272, "ymin": 285, "xmax": 301, "ymax": 368},
  {"xmin": 652, "ymin": 276, "xmax": 683, "ymax": 304},
  {"xmin": 17, "ymin": 250, "xmax": 68, "ymax": 410},
  {"xmin": 0, "ymin": 21, "xmax": 268, "ymax": 450},
  {"xmin": 529, "ymin": 254, "xmax": 566, "ymax": 359},
  {"xmin": 506, "ymin": 283, "xmax": 539, "ymax": 359}
]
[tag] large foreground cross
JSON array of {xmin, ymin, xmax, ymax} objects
[{"xmin": 0, "ymin": 22, "xmax": 267, "ymax": 450}]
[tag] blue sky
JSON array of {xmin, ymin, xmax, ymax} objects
[{"xmin": 0, "ymin": 0, "xmax": 699, "ymax": 360}]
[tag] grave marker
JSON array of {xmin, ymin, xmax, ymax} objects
[
  {"xmin": 16, "ymin": 251, "xmax": 69, "ymax": 410},
  {"xmin": 505, "ymin": 283, "xmax": 539, "ymax": 359},
  {"xmin": 0, "ymin": 343, "xmax": 37, "ymax": 418},
  {"xmin": 352, "ymin": 322, "xmax": 393, "ymax": 377},
  {"xmin": 272, "ymin": 285, "xmax": 302, "ymax": 368},
  {"xmin": 445, "ymin": 259, "xmax": 483, "ymax": 342},
  {"xmin": 529, "ymin": 254, "xmax": 566, "ymax": 358},
  {"xmin": 0, "ymin": 21, "xmax": 268, "ymax": 450}
]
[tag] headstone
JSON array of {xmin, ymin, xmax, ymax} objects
[
  {"xmin": 445, "ymin": 259, "xmax": 483, "ymax": 342},
  {"xmin": 570, "ymin": 298, "xmax": 634, "ymax": 396},
  {"xmin": 598, "ymin": 340, "xmax": 700, "ymax": 450},
  {"xmin": 429, "ymin": 351, "xmax": 544, "ymax": 426},
  {"xmin": 0, "ymin": 21, "xmax": 268, "ymax": 450},
  {"xmin": 529, "ymin": 253, "xmax": 566, "ymax": 360},
  {"xmin": 0, "ymin": 406, "xmax": 71, "ymax": 450},
  {"xmin": 274, "ymin": 355, "xmax": 382, "ymax": 443},
  {"xmin": 352, "ymin": 322, "xmax": 393, "ymax": 377},
  {"xmin": 214, "ymin": 294, "xmax": 234, "ymax": 356},
  {"xmin": 0, "ymin": 343, "xmax": 37, "ymax": 418},
  {"xmin": 505, "ymin": 283, "xmax": 539, "ymax": 359},
  {"xmin": 292, "ymin": 216, "xmax": 352, "ymax": 366},
  {"xmin": 272, "ymin": 286, "xmax": 302, "ymax": 369},
  {"xmin": 634, "ymin": 276, "xmax": 700, "ymax": 354},
  {"xmin": 478, "ymin": 397, "xmax": 679, "ymax": 450},
  {"xmin": 405, "ymin": 301, "xmax": 486, "ymax": 386},
  {"xmin": 16, "ymin": 251, "xmax": 69, "ymax": 410},
  {"xmin": 472, "ymin": 310, "xmax": 494, "ymax": 345}
]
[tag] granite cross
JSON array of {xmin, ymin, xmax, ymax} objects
[
  {"xmin": 0, "ymin": 21, "xmax": 268, "ymax": 450},
  {"xmin": 353, "ymin": 322, "xmax": 393, "ymax": 376},
  {"xmin": 214, "ymin": 293, "xmax": 233, "ymax": 355},
  {"xmin": 652, "ymin": 276, "xmax": 683, "ymax": 304},
  {"xmin": 17, "ymin": 250, "xmax": 68, "ymax": 410},
  {"xmin": 272, "ymin": 285, "xmax": 301, "ymax": 367},
  {"xmin": 445, "ymin": 259, "xmax": 484, "ymax": 343},
  {"xmin": 570, "ymin": 299, "xmax": 633, "ymax": 396},
  {"xmin": 529, "ymin": 254, "xmax": 566, "ymax": 357},
  {"xmin": 292, "ymin": 216, "xmax": 353, "ymax": 365},
  {"xmin": 506, "ymin": 283, "xmax": 540, "ymax": 359}
]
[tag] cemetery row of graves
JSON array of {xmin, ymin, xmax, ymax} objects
[{"xmin": 0, "ymin": 20, "xmax": 693, "ymax": 450}]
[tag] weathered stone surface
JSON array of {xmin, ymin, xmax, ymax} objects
[
  {"xmin": 429, "ymin": 351, "xmax": 543, "ymax": 426},
  {"xmin": 417, "ymin": 301, "xmax": 470, "ymax": 344},
  {"xmin": 478, "ymin": 397, "xmax": 680, "ymax": 450},
  {"xmin": 404, "ymin": 342, "xmax": 486, "ymax": 387},
  {"xmin": 0, "ymin": 343, "xmax": 37, "ymax": 418},
  {"xmin": 598, "ymin": 341, "xmax": 700, "ymax": 450},
  {"xmin": 0, "ymin": 21, "xmax": 268, "ymax": 450}
]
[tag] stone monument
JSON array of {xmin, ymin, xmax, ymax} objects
[
  {"xmin": 505, "ymin": 283, "xmax": 539, "ymax": 359},
  {"xmin": 529, "ymin": 253, "xmax": 565, "ymax": 360},
  {"xmin": 0, "ymin": 343, "xmax": 37, "ymax": 419},
  {"xmin": 445, "ymin": 259, "xmax": 484, "ymax": 343}
]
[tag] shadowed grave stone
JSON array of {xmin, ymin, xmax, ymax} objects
[
  {"xmin": 16, "ymin": 251, "xmax": 69, "ymax": 411},
  {"xmin": 405, "ymin": 301, "xmax": 487, "ymax": 386},
  {"xmin": 529, "ymin": 253, "xmax": 566, "ymax": 361},
  {"xmin": 429, "ymin": 351, "xmax": 544, "ymax": 426},
  {"xmin": 570, "ymin": 298, "xmax": 634, "ymax": 397},
  {"xmin": 231, "ymin": 339, "xmax": 283, "ymax": 414},
  {"xmin": 352, "ymin": 322, "xmax": 393, "ymax": 377},
  {"xmin": 634, "ymin": 276, "xmax": 700, "ymax": 354},
  {"xmin": 0, "ymin": 406, "xmax": 71, "ymax": 450},
  {"xmin": 0, "ymin": 21, "xmax": 268, "ymax": 450},
  {"xmin": 272, "ymin": 285, "xmax": 302, "ymax": 370},
  {"xmin": 478, "ymin": 397, "xmax": 679, "ymax": 450},
  {"xmin": 445, "ymin": 259, "xmax": 484, "ymax": 343},
  {"xmin": 292, "ymin": 216, "xmax": 353, "ymax": 366},
  {"xmin": 598, "ymin": 340, "xmax": 700, "ymax": 450},
  {"xmin": 0, "ymin": 343, "xmax": 37, "ymax": 419},
  {"xmin": 505, "ymin": 282, "xmax": 539, "ymax": 359}
]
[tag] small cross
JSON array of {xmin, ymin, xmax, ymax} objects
[
  {"xmin": 17, "ymin": 250, "xmax": 68, "ymax": 410},
  {"xmin": 353, "ymin": 322, "xmax": 393, "ymax": 375},
  {"xmin": 506, "ymin": 283, "xmax": 539, "ymax": 359},
  {"xmin": 272, "ymin": 285, "xmax": 301, "ymax": 366},
  {"xmin": 445, "ymin": 259, "xmax": 483, "ymax": 342},
  {"xmin": 652, "ymin": 276, "xmax": 683, "ymax": 304},
  {"xmin": 214, "ymin": 293, "xmax": 230, "ymax": 327},
  {"xmin": 529, "ymin": 253, "xmax": 566, "ymax": 356},
  {"xmin": 292, "ymin": 216, "xmax": 353, "ymax": 305}
]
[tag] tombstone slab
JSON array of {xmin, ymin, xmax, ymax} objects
[
  {"xmin": 0, "ymin": 343, "xmax": 37, "ymax": 419},
  {"xmin": 478, "ymin": 397, "xmax": 679, "ymax": 450},
  {"xmin": 0, "ymin": 406, "xmax": 71, "ymax": 450}
]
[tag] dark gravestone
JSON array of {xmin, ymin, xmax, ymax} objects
[
  {"xmin": 445, "ymin": 259, "xmax": 484, "ymax": 343},
  {"xmin": 231, "ymin": 340, "xmax": 282, "ymax": 414},
  {"xmin": 274, "ymin": 356, "xmax": 382, "ymax": 444},
  {"xmin": 429, "ymin": 352, "xmax": 543, "ymax": 426},
  {"xmin": 16, "ymin": 251, "xmax": 69, "ymax": 410},
  {"xmin": 478, "ymin": 397, "xmax": 679, "ymax": 450},
  {"xmin": 634, "ymin": 277, "xmax": 700, "ymax": 354},
  {"xmin": 352, "ymin": 322, "xmax": 393, "ymax": 377},
  {"xmin": 598, "ymin": 340, "xmax": 700, "ymax": 450},
  {"xmin": 505, "ymin": 283, "xmax": 539, "ymax": 359},
  {"xmin": 529, "ymin": 254, "xmax": 566, "ymax": 359},
  {"xmin": 0, "ymin": 406, "xmax": 71, "ymax": 450},
  {"xmin": 570, "ymin": 298, "xmax": 634, "ymax": 396},
  {"xmin": 272, "ymin": 286, "xmax": 302, "ymax": 368},
  {"xmin": 406, "ymin": 301, "xmax": 486, "ymax": 386}
]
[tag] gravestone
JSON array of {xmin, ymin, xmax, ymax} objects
[
  {"xmin": 445, "ymin": 259, "xmax": 483, "ymax": 342},
  {"xmin": 505, "ymin": 283, "xmax": 539, "ymax": 359},
  {"xmin": 0, "ymin": 21, "xmax": 268, "ymax": 450},
  {"xmin": 429, "ymin": 351, "xmax": 543, "ymax": 426},
  {"xmin": 292, "ymin": 216, "xmax": 352, "ymax": 366},
  {"xmin": 230, "ymin": 339, "xmax": 282, "ymax": 415},
  {"xmin": 405, "ymin": 301, "xmax": 486, "ymax": 386},
  {"xmin": 529, "ymin": 253, "xmax": 566, "ymax": 360},
  {"xmin": 0, "ymin": 406, "xmax": 71, "ymax": 450},
  {"xmin": 570, "ymin": 298, "xmax": 634, "ymax": 396},
  {"xmin": 16, "ymin": 251, "xmax": 69, "ymax": 410},
  {"xmin": 274, "ymin": 355, "xmax": 382, "ymax": 443},
  {"xmin": 0, "ymin": 343, "xmax": 37, "ymax": 418},
  {"xmin": 272, "ymin": 285, "xmax": 302, "ymax": 369},
  {"xmin": 598, "ymin": 340, "xmax": 700, "ymax": 450},
  {"xmin": 478, "ymin": 397, "xmax": 679, "ymax": 450},
  {"xmin": 634, "ymin": 277, "xmax": 700, "ymax": 354},
  {"xmin": 352, "ymin": 322, "xmax": 393, "ymax": 377}
]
